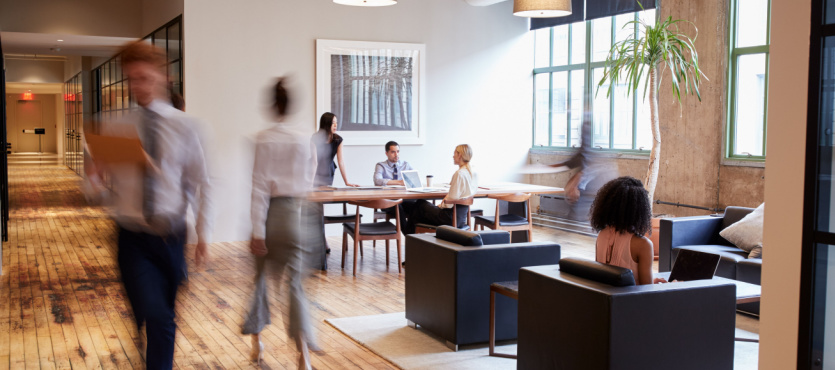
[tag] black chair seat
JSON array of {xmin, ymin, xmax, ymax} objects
[
  {"xmin": 343, "ymin": 221, "xmax": 398, "ymax": 236},
  {"xmin": 325, "ymin": 214, "xmax": 361, "ymax": 223},
  {"xmin": 415, "ymin": 223, "xmax": 470, "ymax": 231},
  {"xmin": 471, "ymin": 209, "xmax": 484, "ymax": 216},
  {"xmin": 474, "ymin": 214, "xmax": 529, "ymax": 227}
]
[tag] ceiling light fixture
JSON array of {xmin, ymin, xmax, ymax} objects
[
  {"xmin": 333, "ymin": 0, "xmax": 397, "ymax": 6},
  {"xmin": 57, "ymin": 39, "xmax": 64, "ymax": 42},
  {"xmin": 513, "ymin": 0, "xmax": 572, "ymax": 18}
]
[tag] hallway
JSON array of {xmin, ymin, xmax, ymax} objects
[{"xmin": 0, "ymin": 157, "xmax": 404, "ymax": 369}]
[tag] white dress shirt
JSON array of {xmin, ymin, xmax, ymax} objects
[
  {"xmin": 99, "ymin": 99, "xmax": 214, "ymax": 242},
  {"xmin": 250, "ymin": 124, "xmax": 317, "ymax": 239},
  {"xmin": 440, "ymin": 167, "xmax": 478, "ymax": 209}
]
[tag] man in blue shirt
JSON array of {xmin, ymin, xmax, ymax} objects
[
  {"xmin": 373, "ymin": 141, "xmax": 413, "ymax": 186},
  {"xmin": 373, "ymin": 141, "xmax": 415, "ymax": 224}
]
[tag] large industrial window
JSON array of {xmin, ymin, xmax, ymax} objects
[
  {"xmin": 91, "ymin": 16, "xmax": 182, "ymax": 125},
  {"xmin": 726, "ymin": 0, "xmax": 770, "ymax": 160},
  {"xmin": 533, "ymin": 9, "xmax": 655, "ymax": 152}
]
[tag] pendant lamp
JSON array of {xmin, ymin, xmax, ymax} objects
[
  {"xmin": 333, "ymin": 0, "xmax": 397, "ymax": 6},
  {"xmin": 513, "ymin": 0, "xmax": 572, "ymax": 18}
]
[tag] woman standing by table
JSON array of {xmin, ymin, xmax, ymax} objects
[
  {"xmin": 310, "ymin": 113, "xmax": 358, "ymax": 268},
  {"xmin": 405, "ymin": 144, "xmax": 477, "ymax": 234}
]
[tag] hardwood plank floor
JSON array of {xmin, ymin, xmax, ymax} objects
[{"xmin": 0, "ymin": 157, "xmax": 598, "ymax": 369}]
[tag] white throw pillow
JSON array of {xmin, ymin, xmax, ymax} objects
[{"xmin": 719, "ymin": 203, "xmax": 764, "ymax": 254}]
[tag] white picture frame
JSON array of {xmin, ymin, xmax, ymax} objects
[{"xmin": 316, "ymin": 39, "xmax": 426, "ymax": 146}]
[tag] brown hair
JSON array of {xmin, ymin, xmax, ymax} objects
[
  {"xmin": 273, "ymin": 78, "xmax": 290, "ymax": 116},
  {"xmin": 119, "ymin": 41, "xmax": 165, "ymax": 68}
]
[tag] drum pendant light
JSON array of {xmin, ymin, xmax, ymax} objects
[
  {"xmin": 513, "ymin": 0, "xmax": 572, "ymax": 18},
  {"xmin": 333, "ymin": 0, "xmax": 397, "ymax": 6}
]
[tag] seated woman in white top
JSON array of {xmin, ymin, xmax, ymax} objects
[
  {"xmin": 404, "ymin": 144, "xmax": 477, "ymax": 235},
  {"xmin": 591, "ymin": 176, "xmax": 666, "ymax": 285}
]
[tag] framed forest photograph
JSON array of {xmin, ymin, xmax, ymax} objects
[{"xmin": 316, "ymin": 39, "xmax": 426, "ymax": 145}]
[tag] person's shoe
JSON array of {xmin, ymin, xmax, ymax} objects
[
  {"xmin": 250, "ymin": 334, "xmax": 264, "ymax": 364},
  {"xmin": 401, "ymin": 261, "xmax": 406, "ymax": 267},
  {"xmin": 326, "ymin": 247, "xmax": 331, "ymax": 254}
]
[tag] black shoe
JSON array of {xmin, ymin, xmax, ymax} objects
[
  {"xmin": 401, "ymin": 261, "xmax": 406, "ymax": 267},
  {"xmin": 326, "ymin": 248, "xmax": 331, "ymax": 254}
]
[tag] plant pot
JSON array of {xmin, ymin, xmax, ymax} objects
[{"xmin": 649, "ymin": 218, "xmax": 661, "ymax": 261}]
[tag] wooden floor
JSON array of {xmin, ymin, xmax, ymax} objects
[{"xmin": 0, "ymin": 157, "xmax": 598, "ymax": 369}]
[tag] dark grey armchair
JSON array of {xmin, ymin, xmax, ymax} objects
[
  {"xmin": 518, "ymin": 258, "xmax": 737, "ymax": 370},
  {"xmin": 405, "ymin": 226, "xmax": 560, "ymax": 349},
  {"xmin": 659, "ymin": 206, "xmax": 760, "ymax": 314}
]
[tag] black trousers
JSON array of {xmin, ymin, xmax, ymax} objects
[
  {"xmin": 405, "ymin": 199, "xmax": 468, "ymax": 234},
  {"xmin": 118, "ymin": 226, "xmax": 185, "ymax": 370},
  {"xmin": 382, "ymin": 199, "xmax": 416, "ymax": 229}
]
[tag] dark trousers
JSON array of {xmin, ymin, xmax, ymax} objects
[
  {"xmin": 405, "ymin": 199, "xmax": 468, "ymax": 234},
  {"xmin": 383, "ymin": 199, "xmax": 416, "ymax": 229},
  {"xmin": 118, "ymin": 226, "xmax": 185, "ymax": 370}
]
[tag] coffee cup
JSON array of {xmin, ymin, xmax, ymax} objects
[{"xmin": 426, "ymin": 175, "xmax": 434, "ymax": 187}]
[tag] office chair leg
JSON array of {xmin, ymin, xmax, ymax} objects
[
  {"xmin": 396, "ymin": 236, "xmax": 402, "ymax": 273},
  {"xmin": 341, "ymin": 232, "xmax": 348, "ymax": 269},
  {"xmin": 360, "ymin": 240, "xmax": 364, "ymax": 257},
  {"xmin": 385, "ymin": 240, "xmax": 390, "ymax": 267},
  {"xmin": 353, "ymin": 238, "xmax": 359, "ymax": 276}
]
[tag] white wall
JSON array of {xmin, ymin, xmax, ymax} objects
[
  {"xmin": 141, "ymin": 0, "xmax": 184, "ymax": 36},
  {"xmin": 183, "ymin": 0, "xmax": 533, "ymax": 242},
  {"xmin": 759, "ymin": 0, "xmax": 810, "ymax": 367},
  {"xmin": 5, "ymin": 59, "xmax": 65, "ymax": 83},
  {"xmin": 0, "ymin": 0, "xmax": 142, "ymax": 38}
]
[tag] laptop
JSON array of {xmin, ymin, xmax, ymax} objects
[
  {"xmin": 401, "ymin": 170, "xmax": 447, "ymax": 193},
  {"xmin": 668, "ymin": 249, "xmax": 722, "ymax": 282}
]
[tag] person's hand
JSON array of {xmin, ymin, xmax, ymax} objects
[
  {"xmin": 195, "ymin": 242, "xmax": 209, "ymax": 269},
  {"xmin": 653, "ymin": 277, "xmax": 669, "ymax": 284},
  {"xmin": 389, "ymin": 180, "xmax": 405, "ymax": 186},
  {"xmin": 345, "ymin": 183, "xmax": 360, "ymax": 187},
  {"xmin": 250, "ymin": 239, "xmax": 268, "ymax": 257}
]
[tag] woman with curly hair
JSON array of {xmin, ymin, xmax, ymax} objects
[{"xmin": 590, "ymin": 176, "xmax": 666, "ymax": 285}]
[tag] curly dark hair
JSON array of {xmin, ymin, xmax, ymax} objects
[{"xmin": 589, "ymin": 176, "xmax": 652, "ymax": 236}]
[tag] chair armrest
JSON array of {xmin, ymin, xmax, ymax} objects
[{"xmin": 659, "ymin": 216, "xmax": 724, "ymax": 272}]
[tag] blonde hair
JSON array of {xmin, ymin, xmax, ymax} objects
[{"xmin": 455, "ymin": 144, "xmax": 473, "ymax": 175}]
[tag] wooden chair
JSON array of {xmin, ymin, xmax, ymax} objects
[
  {"xmin": 473, "ymin": 193, "xmax": 533, "ymax": 242},
  {"xmin": 323, "ymin": 202, "xmax": 361, "ymax": 254},
  {"xmin": 372, "ymin": 209, "xmax": 391, "ymax": 249},
  {"xmin": 414, "ymin": 197, "xmax": 474, "ymax": 234},
  {"xmin": 342, "ymin": 199, "xmax": 403, "ymax": 276}
]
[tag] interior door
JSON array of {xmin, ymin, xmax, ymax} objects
[{"xmin": 15, "ymin": 101, "xmax": 42, "ymax": 152}]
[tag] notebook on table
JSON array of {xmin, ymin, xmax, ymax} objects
[
  {"xmin": 668, "ymin": 249, "xmax": 722, "ymax": 282},
  {"xmin": 402, "ymin": 170, "xmax": 447, "ymax": 193}
]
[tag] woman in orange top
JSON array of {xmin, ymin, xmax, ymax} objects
[{"xmin": 590, "ymin": 176, "xmax": 666, "ymax": 285}]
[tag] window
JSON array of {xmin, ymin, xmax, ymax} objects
[
  {"xmin": 533, "ymin": 9, "xmax": 655, "ymax": 152},
  {"xmin": 727, "ymin": 0, "xmax": 770, "ymax": 159},
  {"xmin": 91, "ymin": 16, "xmax": 183, "ymax": 125}
]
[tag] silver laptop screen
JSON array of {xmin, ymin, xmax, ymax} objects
[{"xmin": 402, "ymin": 170, "xmax": 421, "ymax": 189}]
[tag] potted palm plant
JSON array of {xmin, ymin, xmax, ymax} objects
[
  {"xmin": 597, "ymin": 7, "xmax": 706, "ymax": 258},
  {"xmin": 597, "ymin": 8, "xmax": 706, "ymax": 213}
]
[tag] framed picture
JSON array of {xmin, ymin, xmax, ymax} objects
[{"xmin": 316, "ymin": 39, "xmax": 426, "ymax": 145}]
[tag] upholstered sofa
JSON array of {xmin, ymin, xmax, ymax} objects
[
  {"xmin": 517, "ymin": 258, "xmax": 737, "ymax": 370},
  {"xmin": 659, "ymin": 206, "xmax": 761, "ymax": 313},
  {"xmin": 404, "ymin": 226, "xmax": 561, "ymax": 349}
]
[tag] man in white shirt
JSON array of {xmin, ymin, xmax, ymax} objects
[{"xmin": 86, "ymin": 41, "xmax": 213, "ymax": 370}]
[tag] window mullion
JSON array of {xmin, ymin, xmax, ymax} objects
[
  {"xmin": 609, "ymin": 15, "xmax": 616, "ymax": 149},
  {"xmin": 632, "ymin": 12, "xmax": 639, "ymax": 150}
]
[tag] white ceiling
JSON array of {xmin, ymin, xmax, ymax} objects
[
  {"xmin": 1, "ymin": 31, "xmax": 134, "ymax": 58},
  {"xmin": 463, "ymin": 0, "xmax": 509, "ymax": 6}
]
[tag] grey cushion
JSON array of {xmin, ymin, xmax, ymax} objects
[
  {"xmin": 559, "ymin": 257, "xmax": 636, "ymax": 287},
  {"xmin": 342, "ymin": 221, "xmax": 397, "ymax": 236},
  {"xmin": 474, "ymin": 214, "xmax": 529, "ymax": 227}
]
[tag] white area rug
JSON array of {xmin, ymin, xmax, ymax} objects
[{"xmin": 326, "ymin": 312, "xmax": 760, "ymax": 370}]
